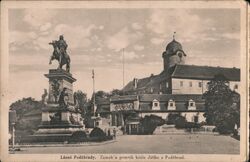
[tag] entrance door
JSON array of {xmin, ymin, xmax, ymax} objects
[
  {"xmin": 131, "ymin": 124, "xmax": 138, "ymax": 134},
  {"xmin": 125, "ymin": 124, "xmax": 138, "ymax": 134},
  {"xmin": 194, "ymin": 116, "xmax": 198, "ymax": 123}
]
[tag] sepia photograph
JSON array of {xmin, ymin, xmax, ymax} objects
[{"xmin": 0, "ymin": 1, "xmax": 248, "ymax": 162}]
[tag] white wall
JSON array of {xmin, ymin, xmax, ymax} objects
[
  {"xmin": 139, "ymin": 112, "xmax": 206, "ymax": 123},
  {"xmin": 172, "ymin": 78, "xmax": 240, "ymax": 94},
  {"xmin": 180, "ymin": 112, "xmax": 206, "ymax": 123}
]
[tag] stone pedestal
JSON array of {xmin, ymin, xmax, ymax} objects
[
  {"xmin": 45, "ymin": 69, "xmax": 76, "ymax": 104},
  {"xmin": 35, "ymin": 106, "xmax": 84, "ymax": 135},
  {"xmin": 33, "ymin": 69, "xmax": 84, "ymax": 142}
]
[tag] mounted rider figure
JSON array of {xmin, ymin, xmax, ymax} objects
[
  {"xmin": 57, "ymin": 35, "xmax": 68, "ymax": 65},
  {"xmin": 49, "ymin": 35, "xmax": 71, "ymax": 72}
]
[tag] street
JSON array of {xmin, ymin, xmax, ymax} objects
[{"xmin": 16, "ymin": 134, "xmax": 239, "ymax": 154}]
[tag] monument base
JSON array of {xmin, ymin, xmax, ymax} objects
[
  {"xmin": 30, "ymin": 104, "xmax": 85, "ymax": 143},
  {"xmin": 27, "ymin": 68, "xmax": 86, "ymax": 143}
]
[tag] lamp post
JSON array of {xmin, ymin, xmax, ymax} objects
[{"xmin": 9, "ymin": 110, "xmax": 17, "ymax": 151}]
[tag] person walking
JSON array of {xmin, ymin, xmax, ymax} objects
[{"xmin": 113, "ymin": 128, "xmax": 116, "ymax": 139}]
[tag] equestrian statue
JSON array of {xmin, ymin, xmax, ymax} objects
[{"xmin": 49, "ymin": 35, "xmax": 71, "ymax": 72}]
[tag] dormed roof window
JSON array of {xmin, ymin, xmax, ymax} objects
[
  {"xmin": 188, "ymin": 99, "xmax": 196, "ymax": 110},
  {"xmin": 152, "ymin": 99, "xmax": 160, "ymax": 110},
  {"xmin": 168, "ymin": 99, "xmax": 176, "ymax": 110}
]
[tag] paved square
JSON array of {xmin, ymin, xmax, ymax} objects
[{"xmin": 17, "ymin": 134, "xmax": 239, "ymax": 154}]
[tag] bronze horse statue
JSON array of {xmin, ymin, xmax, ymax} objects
[{"xmin": 49, "ymin": 41, "xmax": 71, "ymax": 72}]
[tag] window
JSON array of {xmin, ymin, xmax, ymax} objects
[
  {"xmin": 188, "ymin": 99, "xmax": 196, "ymax": 110},
  {"xmin": 166, "ymin": 82, "xmax": 169, "ymax": 88},
  {"xmin": 189, "ymin": 81, "xmax": 192, "ymax": 87},
  {"xmin": 180, "ymin": 81, "xmax": 183, "ymax": 87},
  {"xmin": 152, "ymin": 99, "xmax": 160, "ymax": 110},
  {"xmin": 198, "ymin": 82, "xmax": 202, "ymax": 88},
  {"xmin": 168, "ymin": 99, "xmax": 176, "ymax": 110}
]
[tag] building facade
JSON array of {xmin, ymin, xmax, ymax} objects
[{"xmin": 97, "ymin": 37, "xmax": 240, "ymax": 134}]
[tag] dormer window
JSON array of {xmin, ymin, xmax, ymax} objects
[
  {"xmin": 168, "ymin": 99, "xmax": 176, "ymax": 110},
  {"xmin": 188, "ymin": 99, "xmax": 196, "ymax": 110},
  {"xmin": 152, "ymin": 99, "xmax": 160, "ymax": 110}
]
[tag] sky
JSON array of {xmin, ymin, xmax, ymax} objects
[{"xmin": 9, "ymin": 8, "xmax": 241, "ymax": 103}]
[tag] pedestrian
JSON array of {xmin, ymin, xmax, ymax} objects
[
  {"xmin": 108, "ymin": 129, "xmax": 111, "ymax": 136},
  {"xmin": 113, "ymin": 128, "xmax": 116, "ymax": 139}
]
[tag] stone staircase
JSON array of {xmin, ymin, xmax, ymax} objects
[{"xmin": 154, "ymin": 124, "xmax": 187, "ymax": 134}]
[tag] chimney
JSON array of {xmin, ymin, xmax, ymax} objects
[
  {"xmin": 150, "ymin": 87, "xmax": 153, "ymax": 93},
  {"xmin": 133, "ymin": 78, "xmax": 138, "ymax": 89},
  {"xmin": 150, "ymin": 73, "xmax": 154, "ymax": 82}
]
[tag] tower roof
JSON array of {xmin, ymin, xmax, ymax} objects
[{"xmin": 165, "ymin": 39, "xmax": 183, "ymax": 55}]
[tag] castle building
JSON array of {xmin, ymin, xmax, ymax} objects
[{"xmin": 97, "ymin": 36, "xmax": 240, "ymax": 134}]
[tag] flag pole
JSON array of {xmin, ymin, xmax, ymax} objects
[
  {"xmin": 122, "ymin": 48, "xmax": 125, "ymax": 90},
  {"xmin": 92, "ymin": 69, "xmax": 96, "ymax": 116}
]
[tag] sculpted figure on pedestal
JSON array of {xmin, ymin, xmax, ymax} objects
[{"xmin": 49, "ymin": 35, "xmax": 71, "ymax": 72}]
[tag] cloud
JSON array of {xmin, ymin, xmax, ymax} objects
[
  {"xmin": 134, "ymin": 44, "xmax": 145, "ymax": 51},
  {"xmin": 147, "ymin": 9, "xmax": 214, "ymax": 43},
  {"xmin": 9, "ymin": 31, "xmax": 39, "ymax": 52},
  {"xmin": 105, "ymin": 27, "xmax": 143, "ymax": 52},
  {"xmin": 150, "ymin": 37, "xmax": 165, "ymax": 45},
  {"xmin": 10, "ymin": 31, "xmax": 38, "ymax": 44},
  {"xmin": 54, "ymin": 24, "xmax": 99, "ymax": 48},
  {"xmin": 221, "ymin": 32, "xmax": 240, "ymax": 40},
  {"xmin": 131, "ymin": 23, "xmax": 142, "ymax": 30},
  {"xmin": 33, "ymin": 23, "xmax": 101, "ymax": 50},
  {"xmin": 40, "ymin": 22, "xmax": 52, "ymax": 32},
  {"xmin": 99, "ymin": 25, "xmax": 104, "ymax": 30},
  {"xmin": 23, "ymin": 9, "xmax": 56, "ymax": 28},
  {"xmin": 120, "ymin": 51, "xmax": 139, "ymax": 60}
]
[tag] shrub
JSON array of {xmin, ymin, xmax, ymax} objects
[
  {"xmin": 185, "ymin": 122, "xmax": 202, "ymax": 129},
  {"xmin": 166, "ymin": 113, "xmax": 181, "ymax": 124},
  {"xmin": 216, "ymin": 119, "xmax": 235, "ymax": 134},
  {"xmin": 139, "ymin": 115, "xmax": 165, "ymax": 135},
  {"xmin": 147, "ymin": 115, "xmax": 165, "ymax": 126},
  {"xmin": 70, "ymin": 131, "xmax": 87, "ymax": 142},
  {"xmin": 89, "ymin": 127, "xmax": 106, "ymax": 137},
  {"xmin": 175, "ymin": 116, "xmax": 186, "ymax": 129}
]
